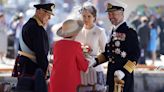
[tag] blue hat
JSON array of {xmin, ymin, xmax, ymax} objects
[
  {"xmin": 34, "ymin": 3, "xmax": 55, "ymax": 15},
  {"xmin": 106, "ymin": 0, "xmax": 127, "ymax": 12}
]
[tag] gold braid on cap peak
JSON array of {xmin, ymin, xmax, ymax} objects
[
  {"xmin": 105, "ymin": 2, "xmax": 125, "ymax": 12},
  {"xmin": 123, "ymin": 60, "xmax": 136, "ymax": 73}
]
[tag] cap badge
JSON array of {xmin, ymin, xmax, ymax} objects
[{"xmin": 107, "ymin": 3, "xmax": 113, "ymax": 9}]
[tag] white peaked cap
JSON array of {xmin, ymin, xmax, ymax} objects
[{"xmin": 107, "ymin": 0, "xmax": 127, "ymax": 10}]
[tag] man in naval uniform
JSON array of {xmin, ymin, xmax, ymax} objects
[
  {"xmin": 12, "ymin": 3, "xmax": 55, "ymax": 92},
  {"xmin": 92, "ymin": 0, "xmax": 140, "ymax": 92}
]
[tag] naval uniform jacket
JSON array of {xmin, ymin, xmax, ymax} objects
[
  {"xmin": 12, "ymin": 16, "xmax": 49, "ymax": 77},
  {"xmin": 97, "ymin": 22, "xmax": 140, "ymax": 92}
]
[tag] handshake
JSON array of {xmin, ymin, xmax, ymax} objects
[
  {"xmin": 86, "ymin": 56, "xmax": 125, "ymax": 80},
  {"xmin": 85, "ymin": 55, "xmax": 97, "ymax": 67}
]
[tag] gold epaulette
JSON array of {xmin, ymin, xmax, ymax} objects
[
  {"xmin": 123, "ymin": 60, "xmax": 136, "ymax": 73},
  {"xmin": 97, "ymin": 54, "xmax": 106, "ymax": 64}
]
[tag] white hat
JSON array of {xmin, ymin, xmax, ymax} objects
[
  {"xmin": 106, "ymin": 0, "xmax": 127, "ymax": 12},
  {"xmin": 140, "ymin": 16, "xmax": 148, "ymax": 22},
  {"xmin": 56, "ymin": 19, "xmax": 83, "ymax": 37}
]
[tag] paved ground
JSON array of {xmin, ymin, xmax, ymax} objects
[
  {"xmin": 0, "ymin": 58, "xmax": 14, "ymax": 77},
  {"xmin": 0, "ymin": 58, "xmax": 14, "ymax": 69},
  {"xmin": 0, "ymin": 57, "xmax": 164, "ymax": 92},
  {"xmin": 1, "ymin": 56, "xmax": 164, "ymax": 76}
]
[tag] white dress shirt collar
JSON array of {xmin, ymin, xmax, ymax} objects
[{"xmin": 113, "ymin": 20, "xmax": 125, "ymax": 31}]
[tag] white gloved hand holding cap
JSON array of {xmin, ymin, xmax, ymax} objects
[{"xmin": 114, "ymin": 70, "xmax": 125, "ymax": 80}]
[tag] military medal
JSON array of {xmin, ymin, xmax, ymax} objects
[
  {"xmin": 115, "ymin": 48, "xmax": 121, "ymax": 54},
  {"xmin": 121, "ymin": 51, "xmax": 127, "ymax": 58},
  {"xmin": 107, "ymin": 43, "xmax": 110, "ymax": 47},
  {"xmin": 112, "ymin": 31, "xmax": 116, "ymax": 37},
  {"xmin": 113, "ymin": 37, "xmax": 118, "ymax": 41},
  {"xmin": 115, "ymin": 41, "xmax": 120, "ymax": 47},
  {"xmin": 109, "ymin": 58, "xmax": 112, "ymax": 62},
  {"xmin": 119, "ymin": 33, "xmax": 126, "ymax": 41}
]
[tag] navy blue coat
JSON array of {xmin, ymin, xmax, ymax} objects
[
  {"xmin": 101, "ymin": 22, "xmax": 140, "ymax": 92},
  {"xmin": 12, "ymin": 16, "xmax": 49, "ymax": 77}
]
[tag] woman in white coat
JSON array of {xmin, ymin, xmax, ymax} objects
[{"xmin": 75, "ymin": 2, "xmax": 107, "ymax": 91}]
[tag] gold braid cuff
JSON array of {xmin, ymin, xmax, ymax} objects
[
  {"xmin": 97, "ymin": 54, "xmax": 106, "ymax": 64},
  {"xmin": 123, "ymin": 60, "xmax": 136, "ymax": 73}
]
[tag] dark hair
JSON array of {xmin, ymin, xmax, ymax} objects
[
  {"xmin": 150, "ymin": 22, "xmax": 157, "ymax": 29},
  {"xmin": 90, "ymin": 6, "xmax": 97, "ymax": 18},
  {"xmin": 79, "ymin": 5, "xmax": 97, "ymax": 21}
]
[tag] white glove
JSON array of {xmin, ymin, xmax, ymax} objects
[
  {"xmin": 86, "ymin": 55, "xmax": 96, "ymax": 67},
  {"xmin": 114, "ymin": 70, "xmax": 125, "ymax": 80}
]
